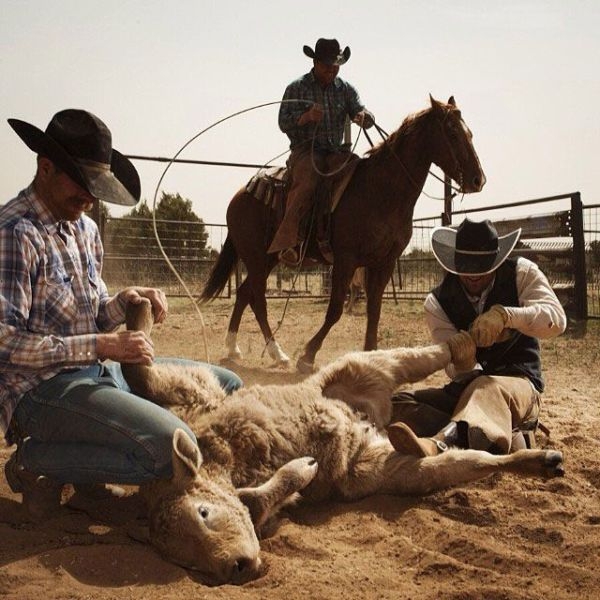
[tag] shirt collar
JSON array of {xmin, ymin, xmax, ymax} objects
[
  {"xmin": 461, "ymin": 275, "xmax": 497, "ymax": 311},
  {"xmin": 22, "ymin": 184, "xmax": 74, "ymax": 237}
]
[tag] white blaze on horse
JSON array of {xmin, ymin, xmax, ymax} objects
[
  {"xmin": 200, "ymin": 96, "xmax": 485, "ymax": 372},
  {"xmin": 122, "ymin": 300, "xmax": 564, "ymax": 585}
]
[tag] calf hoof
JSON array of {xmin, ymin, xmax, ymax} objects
[
  {"xmin": 278, "ymin": 457, "xmax": 318, "ymax": 491},
  {"xmin": 544, "ymin": 450, "xmax": 565, "ymax": 478},
  {"xmin": 296, "ymin": 357, "xmax": 315, "ymax": 374}
]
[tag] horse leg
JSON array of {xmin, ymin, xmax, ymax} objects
[
  {"xmin": 246, "ymin": 272, "xmax": 291, "ymax": 366},
  {"xmin": 297, "ymin": 265, "xmax": 354, "ymax": 373},
  {"xmin": 364, "ymin": 262, "xmax": 395, "ymax": 351},
  {"xmin": 337, "ymin": 441, "xmax": 564, "ymax": 500},
  {"xmin": 225, "ymin": 279, "xmax": 252, "ymax": 359}
]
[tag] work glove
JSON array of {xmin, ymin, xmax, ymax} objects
[
  {"xmin": 446, "ymin": 330, "xmax": 477, "ymax": 373},
  {"xmin": 470, "ymin": 304, "xmax": 509, "ymax": 347}
]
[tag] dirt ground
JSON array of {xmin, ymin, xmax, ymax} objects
[{"xmin": 1, "ymin": 297, "xmax": 599, "ymax": 600}]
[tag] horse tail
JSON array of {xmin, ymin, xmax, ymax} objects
[{"xmin": 200, "ymin": 235, "xmax": 238, "ymax": 302}]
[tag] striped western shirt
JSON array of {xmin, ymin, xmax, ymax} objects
[
  {"xmin": 0, "ymin": 185, "xmax": 127, "ymax": 435},
  {"xmin": 278, "ymin": 70, "xmax": 366, "ymax": 152}
]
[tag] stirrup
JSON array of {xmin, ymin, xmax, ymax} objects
[{"xmin": 278, "ymin": 247, "xmax": 301, "ymax": 267}]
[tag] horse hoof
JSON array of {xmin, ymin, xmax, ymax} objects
[
  {"xmin": 227, "ymin": 350, "xmax": 243, "ymax": 360},
  {"xmin": 296, "ymin": 357, "xmax": 315, "ymax": 374},
  {"xmin": 544, "ymin": 450, "xmax": 565, "ymax": 478}
]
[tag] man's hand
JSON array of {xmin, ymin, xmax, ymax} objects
[
  {"xmin": 119, "ymin": 287, "xmax": 168, "ymax": 324},
  {"xmin": 97, "ymin": 331, "xmax": 154, "ymax": 365},
  {"xmin": 446, "ymin": 330, "xmax": 477, "ymax": 373},
  {"xmin": 470, "ymin": 304, "xmax": 509, "ymax": 347},
  {"xmin": 298, "ymin": 103, "xmax": 324, "ymax": 126},
  {"xmin": 352, "ymin": 110, "xmax": 375, "ymax": 129}
]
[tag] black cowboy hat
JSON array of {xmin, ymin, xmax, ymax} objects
[
  {"xmin": 8, "ymin": 109, "xmax": 140, "ymax": 206},
  {"xmin": 431, "ymin": 218, "xmax": 521, "ymax": 276},
  {"xmin": 303, "ymin": 38, "xmax": 351, "ymax": 65}
]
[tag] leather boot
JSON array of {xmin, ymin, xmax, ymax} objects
[
  {"xmin": 5, "ymin": 450, "xmax": 63, "ymax": 521},
  {"xmin": 387, "ymin": 421, "xmax": 458, "ymax": 458}
]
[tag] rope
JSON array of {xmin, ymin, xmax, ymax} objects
[
  {"xmin": 148, "ymin": 98, "xmax": 461, "ymax": 362},
  {"xmin": 150, "ymin": 100, "xmax": 312, "ymax": 362}
]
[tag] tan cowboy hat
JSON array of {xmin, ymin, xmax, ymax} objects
[
  {"xmin": 8, "ymin": 109, "xmax": 140, "ymax": 206},
  {"xmin": 431, "ymin": 218, "xmax": 521, "ymax": 276},
  {"xmin": 303, "ymin": 38, "xmax": 350, "ymax": 65}
]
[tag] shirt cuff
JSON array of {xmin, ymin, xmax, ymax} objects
[{"xmin": 63, "ymin": 334, "xmax": 97, "ymax": 364}]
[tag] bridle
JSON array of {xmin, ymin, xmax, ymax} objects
[{"xmin": 364, "ymin": 110, "xmax": 466, "ymax": 202}]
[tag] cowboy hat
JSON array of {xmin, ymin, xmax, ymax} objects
[
  {"xmin": 431, "ymin": 218, "xmax": 521, "ymax": 276},
  {"xmin": 303, "ymin": 38, "xmax": 350, "ymax": 65},
  {"xmin": 8, "ymin": 109, "xmax": 140, "ymax": 206}
]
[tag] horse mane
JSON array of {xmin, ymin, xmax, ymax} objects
[{"xmin": 366, "ymin": 106, "xmax": 433, "ymax": 160}]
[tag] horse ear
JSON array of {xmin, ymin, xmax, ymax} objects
[
  {"xmin": 447, "ymin": 96, "xmax": 456, "ymax": 107},
  {"xmin": 429, "ymin": 94, "xmax": 443, "ymax": 115}
]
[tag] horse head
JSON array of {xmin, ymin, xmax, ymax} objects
[{"xmin": 429, "ymin": 95, "xmax": 486, "ymax": 194}]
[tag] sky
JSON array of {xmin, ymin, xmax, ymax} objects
[{"xmin": 1, "ymin": 0, "xmax": 599, "ymax": 238}]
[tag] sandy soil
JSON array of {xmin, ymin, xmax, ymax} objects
[{"xmin": 1, "ymin": 298, "xmax": 599, "ymax": 600}]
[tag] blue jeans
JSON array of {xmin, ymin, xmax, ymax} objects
[{"xmin": 12, "ymin": 360, "xmax": 242, "ymax": 485}]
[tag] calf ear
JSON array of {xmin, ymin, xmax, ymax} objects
[{"xmin": 172, "ymin": 429, "xmax": 203, "ymax": 487}]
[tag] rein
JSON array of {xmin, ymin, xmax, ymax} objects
[
  {"xmin": 368, "ymin": 115, "xmax": 464, "ymax": 202},
  {"xmin": 148, "ymin": 99, "xmax": 464, "ymax": 361}
]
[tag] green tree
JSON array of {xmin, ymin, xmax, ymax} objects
[{"xmin": 105, "ymin": 192, "xmax": 210, "ymax": 260}]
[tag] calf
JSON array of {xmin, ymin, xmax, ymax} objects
[{"xmin": 123, "ymin": 300, "xmax": 564, "ymax": 585}]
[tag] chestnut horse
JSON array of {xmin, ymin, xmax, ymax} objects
[{"xmin": 201, "ymin": 96, "xmax": 486, "ymax": 372}]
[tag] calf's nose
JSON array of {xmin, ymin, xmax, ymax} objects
[{"xmin": 230, "ymin": 555, "xmax": 263, "ymax": 584}]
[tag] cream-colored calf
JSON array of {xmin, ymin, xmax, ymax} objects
[{"xmin": 123, "ymin": 300, "xmax": 564, "ymax": 585}]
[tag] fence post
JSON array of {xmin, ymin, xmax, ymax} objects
[{"xmin": 570, "ymin": 192, "xmax": 587, "ymax": 320}]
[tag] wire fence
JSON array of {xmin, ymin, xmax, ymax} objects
[{"xmin": 100, "ymin": 196, "xmax": 600, "ymax": 319}]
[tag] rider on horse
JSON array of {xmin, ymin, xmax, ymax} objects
[{"xmin": 268, "ymin": 38, "xmax": 375, "ymax": 267}]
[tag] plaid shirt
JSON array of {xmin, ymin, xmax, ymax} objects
[
  {"xmin": 0, "ymin": 185, "xmax": 127, "ymax": 434},
  {"xmin": 278, "ymin": 70, "xmax": 366, "ymax": 151}
]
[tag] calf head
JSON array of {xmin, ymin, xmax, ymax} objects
[
  {"xmin": 143, "ymin": 430, "xmax": 319, "ymax": 585},
  {"xmin": 143, "ymin": 429, "xmax": 262, "ymax": 585}
]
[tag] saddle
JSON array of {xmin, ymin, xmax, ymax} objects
[{"xmin": 245, "ymin": 159, "xmax": 360, "ymax": 264}]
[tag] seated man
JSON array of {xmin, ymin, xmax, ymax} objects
[
  {"xmin": 1, "ymin": 109, "xmax": 242, "ymax": 520},
  {"xmin": 387, "ymin": 218, "xmax": 567, "ymax": 456}
]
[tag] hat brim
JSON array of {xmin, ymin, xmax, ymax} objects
[
  {"xmin": 8, "ymin": 118, "xmax": 139, "ymax": 207},
  {"xmin": 431, "ymin": 225, "xmax": 521, "ymax": 276},
  {"xmin": 303, "ymin": 45, "xmax": 350, "ymax": 65}
]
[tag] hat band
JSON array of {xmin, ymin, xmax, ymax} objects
[
  {"xmin": 77, "ymin": 158, "xmax": 111, "ymax": 173},
  {"xmin": 455, "ymin": 248, "xmax": 499, "ymax": 256}
]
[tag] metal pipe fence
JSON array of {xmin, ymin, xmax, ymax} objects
[{"xmin": 100, "ymin": 195, "xmax": 600, "ymax": 319}]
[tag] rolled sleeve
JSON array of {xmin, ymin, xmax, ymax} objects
[{"xmin": 505, "ymin": 258, "xmax": 567, "ymax": 338}]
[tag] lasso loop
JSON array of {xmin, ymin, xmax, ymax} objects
[
  {"xmin": 151, "ymin": 100, "xmax": 312, "ymax": 362},
  {"xmin": 150, "ymin": 99, "xmax": 459, "ymax": 362}
]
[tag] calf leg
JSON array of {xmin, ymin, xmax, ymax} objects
[
  {"xmin": 237, "ymin": 457, "xmax": 318, "ymax": 532},
  {"xmin": 379, "ymin": 448, "xmax": 564, "ymax": 496},
  {"xmin": 338, "ymin": 441, "xmax": 563, "ymax": 500},
  {"xmin": 312, "ymin": 344, "xmax": 451, "ymax": 429},
  {"xmin": 121, "ymin": 300, "xmax": 225, "ymax": 412}
]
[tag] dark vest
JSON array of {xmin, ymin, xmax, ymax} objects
[{"xmin": 433, "ymin": 259, "xmax": 544, "ymax": 392}]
